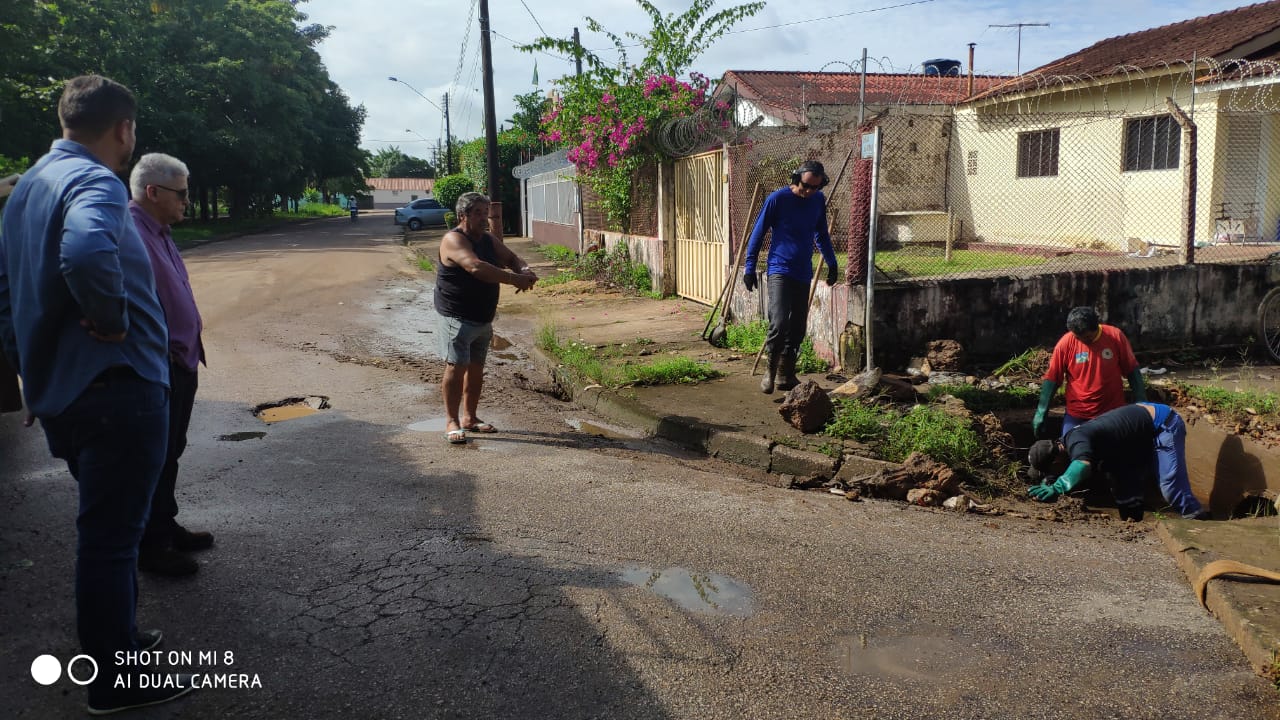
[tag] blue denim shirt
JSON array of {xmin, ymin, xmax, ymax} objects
[
  {"xmin": 0, "ymin": 140, "xmax": 169, "ymax": 417},
  {"xmin": 743, "ymin": 187, "xmax": 838, "ymax": 283}
]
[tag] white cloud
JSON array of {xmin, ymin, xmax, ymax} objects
[{"xmin": 298, "ymin": 0, "xmax": 1251, "ymax": 158}]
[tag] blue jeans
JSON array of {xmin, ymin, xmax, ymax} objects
[
  {"xmin": 1060, "ymin": 412, "xmax": 1086, "ymax": 437},
  {"xmin": 41, "ymin": 369, "xmax": 168, "ymax": 699},
  {"xmin": 1153, "ymin": 411, "xmax": 1204, "ymax": 517}
]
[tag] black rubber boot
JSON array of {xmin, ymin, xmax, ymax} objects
[
  {"xmin": 760, "ymin": 354, "xmax": 779, "ymax": 394},
  {"xmin": 776, "ymin": 354, "xmax": 800, "ymax": 391}
]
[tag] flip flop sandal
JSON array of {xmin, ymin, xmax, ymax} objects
[
  {"xmin": 445, "ymin": 428, "xmax": 467, "ymax": 444},
  {"xmin": 465, "ymin": 421, "xmax": 498, "ymax": 433}
]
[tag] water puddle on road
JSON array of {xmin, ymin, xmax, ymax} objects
[
  {"xmin": 834, "ymin": 632, "xmax": 983, "ymax": 682},
  {"xmin": 254, "ymin": 396, "xmax": 330, "ymax": 423},
  {"xmin": 565, "ymin": 418, "xmax": 644, "ymax": 440},
  {"xmin": 407, "ymin": 417, "xmax": 449, "ymax": 432},
  {"xmin": 619, "ymin": 566, "xmax": 754, "ymax": 617}
]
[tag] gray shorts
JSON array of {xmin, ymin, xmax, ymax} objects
[{"xmin": 438, "ymin": 315, "xmax": 492, "ymax": 365}]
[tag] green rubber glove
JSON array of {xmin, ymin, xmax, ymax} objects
[
  {"xmin": 1027, "ymin": 460, "xmax": 1089, "ymax": 502},
  {"xmin": 1128, "ymin": 369, "xmax": 1146, "ymax": 403},
  {"xmin": 1032, "ymin": 381, "xmax": 1057, "ymax": 437}
]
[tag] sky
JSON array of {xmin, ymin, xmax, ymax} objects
[{"xmin": 297, "ymin": 0, "xmax": 1254, "ymax": 160}]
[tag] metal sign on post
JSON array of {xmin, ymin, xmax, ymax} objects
[{"xmin": 864, "ymin": 126, "xmax": 882, "ymax": 372}]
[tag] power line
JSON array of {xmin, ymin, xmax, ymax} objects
[
  {"xmin": 492, "ymin": 28, "xmax": 572, "ymax": 62},
  {"xmin": 516, "ymin": 0, "xmax": 549, "ymax": 38}
]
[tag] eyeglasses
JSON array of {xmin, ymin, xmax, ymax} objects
[
  {"xmin": 799, "ymin": 180, "xmax": 823, "ymax": 191},
  {"xmin": 151, "ymin": 184, "xmax": 189, "ymax": 201}
]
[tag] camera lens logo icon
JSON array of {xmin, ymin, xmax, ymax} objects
[{"xmin": 31, "ymin": 654, "xmax": 98, "ymax": 686}]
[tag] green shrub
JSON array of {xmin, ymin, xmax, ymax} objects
[
  {"xmin": 433, "ymin": 174, "xmax": 475, "ymax": 215},
  {"xmin": 824, "ymin": 399, "xmax": 895, "ymax": 441},
  {"xmin": 443, "ymin": 211, "xmax": 457, "ymax": 227},
  {"xmin": 538, "ymin": 244, "xmax": 578, "ymax": 264},
  {"xmin": 883, "ymin": 405, "xmax": 984, "ymax": 470}
]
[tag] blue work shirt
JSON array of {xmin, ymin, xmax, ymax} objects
[
  {"xmin": 0, "ymin": 139, "xmax": 169, "ymax": 418},
  {"xmin": 743, "ymin": 187, "xmax": 838, "ymax": 283}
]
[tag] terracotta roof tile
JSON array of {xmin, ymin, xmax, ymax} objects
[
  {"xmin": 366, "ymin": 177, "xmax": 435, "ymax": 192},
  {"xmin": 721, "ymin": 70, "xmax": 1009, "ymax": 123},
  {"xmin": 973, "ymin": 0, "xmax": 1280, "ymax": 101}
]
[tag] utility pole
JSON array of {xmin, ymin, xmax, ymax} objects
[
  {"xmin": 478, "ymin": 0, "xmax": 502, "ymax": 229},
  {"xmin": 443, "ymin": 92, "xmax": 453, "ymax": 174},
  {"xmin": 573, "ymin": 27, "xmax": 582, "ymax": 76},
  {"xmin": 988, "ymin": 22, "xmax": 1049, "ymax": 75}
]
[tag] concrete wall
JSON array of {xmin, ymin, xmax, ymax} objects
[
  {"xmin": 866, "ymin": 261, "xmax": 1280, "ymax": 368},
  {"xmin": 588, "ymin": 230, "xmax": 666, "ymax": 295}
]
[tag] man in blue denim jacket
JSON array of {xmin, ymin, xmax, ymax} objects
[{"xmin": 0, "ymin": 75, "xmax": 195, "ymax": 714}]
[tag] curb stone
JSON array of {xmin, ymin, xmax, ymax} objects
[{"xmin": 529, "ymin": 345, "xmax": 844, "ymax": 481}]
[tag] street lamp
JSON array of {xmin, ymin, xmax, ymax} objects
[{"xmin": 389, "ymin": 76, "xmax": 452, "ymax": 173}]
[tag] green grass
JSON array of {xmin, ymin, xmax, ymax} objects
[
  {"xmin": 538, "ymin": 323, "xmax": 720, "ymax": 387},
  {"xmin": 991, "ymin": 347, "xmax": 1044, "ymax": 377},
  {"xmin": 536, "ymin": 244, "xmax": 578, "ymax": 264},
  {"xmin": 874, "ymin": 247, "xmax": 1049, "ymax": 278},
  {"xmin": 1176, "ymin": 383, "xmax": 1280, "ymax": 423},
  {"xmin": 722, "ymin": 319, "xmax": 828, "ymax": 373},
  {"xmin": 883, "ymin": 405, "xmax": 985, "ymax": 470},
  {"xmin": 171, "ymin": 205, "xmax": 347, "ymax": 248},
  {"xmin": 416, "ymin": 256, "xmax": 435, "ymax": 272},
  {"xmin": 537, "ymin": 270, "xmax": 580, "ymax": 287},
  {"xmin": 824, "ymin": 398, "xmax": 985, "ymax": 471},
  {"xmin": 925, "ymin": 384, "xmax": 1038, "ymax": 412}
]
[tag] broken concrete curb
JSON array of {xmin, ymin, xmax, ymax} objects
[
  {"xmin": 1156, "ymin": 518, "xmax": 1280, "ymax": 678},
  {"xmin": 529, "ymin": 345, "xmax": 845, "ymax": 481}
]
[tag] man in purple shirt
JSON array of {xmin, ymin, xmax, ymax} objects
[{"xmin": 128, "ymin": 153, "xmax": 213, "ymax": 576}]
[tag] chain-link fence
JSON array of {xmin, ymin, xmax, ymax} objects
[{"xmin": 723, "ymin": 60, "xmax": 1280, "ymax": 287}]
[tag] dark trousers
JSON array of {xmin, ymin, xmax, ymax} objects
[
  {"xmin": 143, "ymin": 362, "xmax": 198, "ymax": 547},
  {"xmin": 41, "ymin": 370, "xmax": 168, "ymax": 701},
  {"xmin": 765, "ymin": 274, "xmax": 810, "ymax": 359},
  {"xmin": 0, "ymin": 352, "xmax": 21, "ymax": 412}
]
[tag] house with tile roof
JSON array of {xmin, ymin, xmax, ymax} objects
[
  {"xmin": 948, "ymin": 1, "xmax": 1280, "ymax": 252},
  {"xmin": 366, "ymin": 177, "xmax": 435, "ymax": 209}
]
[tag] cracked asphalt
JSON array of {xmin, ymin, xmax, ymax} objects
[{"xmin": 2, "ymin": 213, "xmax": 1276, "ymax": 719}]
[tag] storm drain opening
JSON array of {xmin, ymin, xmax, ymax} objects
[{"xmin": 254, "ymin": 396, "xmax": 330, "ymax": 423}]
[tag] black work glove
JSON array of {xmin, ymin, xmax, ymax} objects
[
  {"xmin": 826, "ymin": 264, "xmax": 839, "ymax": 286},
  {"xmin": 742, "ymin": 271, "xmax": 757, "ymax": 292}
]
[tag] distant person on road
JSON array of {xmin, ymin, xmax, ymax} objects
[
  {"xmin": 129, "ymin": 152, "xmax": 215, "ymax": 577},
  {"xmin": 741, "ymin": 160, "xmax": 839, "ymax": 394},
  {"xmin": 348, "ymin": 195, "xmax": 359, "ymax": 221},
  {"xmin": 1033, "ymin": 306, "xmax": 1145, "ymax": 438},
  {"xmin": 0, "ymin": 75, "xmax": 195, "ymax": 714},
  {"xmin": 1027, "ymin": 402, "xmax": 1209, "ymax": 520},
  {"xmin": 435, "ymin": 192, "xmax": 537, "ymax": 444}
]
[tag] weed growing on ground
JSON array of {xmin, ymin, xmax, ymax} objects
[
  {"xmin": 633, "ymin": 337, "xmax": 655, "ymax": 346},
  {"xmin": 991, "ymin": 348, "xmax": 1046, "ymax": 377},
  {"xmin": 537, "ymin": 324, "xmax": 718, "ymax": 387},
  {"xmin": 1176, "ymin": 383, "xmax": 1280, "ymax": 424},
  {"xmin": 883, "ymin": 405, "xmax": 984, "ymax": 470},
  {"xmin": 537, "ymin": 270, "xmax": 579, "ymax": 287},
  {"xmin": 416, "ymin": 256, "xmax": 435, "ymax": 273},
  {"xmin": 824, "ymin": 399, "xmax": 896, "ymax": 442},
  {"xmin": 926, "ymin": 384, "xmax": 1038, "ymax": 412},
  {"xmin": 722, "ymin": 319, "xmax": 828, "ymax": 372},
  {"xmin": 536, "ymin": 244, "xmax": 578, "ymax": 265}
]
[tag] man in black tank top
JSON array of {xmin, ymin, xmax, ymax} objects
[{"xmin": 435, "ymin": 192, "xmax": 537, "ymax": 443}]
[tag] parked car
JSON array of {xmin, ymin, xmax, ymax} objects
[{"xmin": 394, "ymin": 198, "xmax": 447, "ymax": 231}]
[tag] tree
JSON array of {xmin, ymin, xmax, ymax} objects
[
  {"xmin": 368, "ymin": 147, "xmax": 435, "ymax": 178},
  {"xmin": 433, "ymin": 175, "xmax": 476, "ymax": 218},
  {"xmin": 519, "ymin": 0, "xmax": 763, "ymax": 230},
  {"xmin": 507, "ymin": 91, "xmax": 550, "ymax": 136}
]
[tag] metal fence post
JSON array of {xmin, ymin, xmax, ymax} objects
[
  {"xmin": 1166, "ymin": 97, "xmax": 1197, "ymax": 265},
  {"xmin": 865, "ymin": 126, "xmax": 882, "ymax": 372}
]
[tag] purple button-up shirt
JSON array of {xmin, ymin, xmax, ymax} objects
[{"xmin": 129, "ymin": 201, "xmax": 205, "ymax": 371}]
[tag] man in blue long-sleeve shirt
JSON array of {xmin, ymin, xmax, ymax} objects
[
  {"xmin": 0, "ymin": 75, "xmax": 195, "ymax": 714},
  {"xmin": 742, "ymin": 160, "xmax": 839, "ymax": 393}
]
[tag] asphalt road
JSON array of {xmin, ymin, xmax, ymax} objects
[{"xmin": 2, "ymin": 216, "xmax": 1276, "ymax": 719}]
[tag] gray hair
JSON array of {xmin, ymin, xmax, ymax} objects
[
  {"xmin": 129, "ymin": 153, "xmax": 189, "ymax": 200},
  {"xmin": 456, "ymin": 191, "xmax": 490, "ymax": 217}
]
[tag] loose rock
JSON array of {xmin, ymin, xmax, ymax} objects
[{"xmin": 778, "ymin": 381, "xmax": 834, "ymax": 433}]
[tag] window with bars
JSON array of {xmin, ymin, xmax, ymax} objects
[
  {"xmin": 1016, "ymin": 128, "xmax": 1059, "ymax": 177},
  {"xmin": 1123, "ymin": 115, "xmax": 1179, "ymax": 171}
]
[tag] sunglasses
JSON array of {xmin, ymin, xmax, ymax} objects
[
  {"xmin": 799, "ymin": 180, "xmax": 823, "ymax": 191},
  {"xmin": 151, "ymin": 184, "xmax": 189, "ymax": 201}
]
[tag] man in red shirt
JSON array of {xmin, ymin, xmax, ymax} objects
[{"xmin": 1033, "ymin": 306, "xmax": 1145, "ymax": 438}]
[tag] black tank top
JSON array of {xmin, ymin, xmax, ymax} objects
[{"xmin": 434, "ymin": 227, "xmax": 501, "ymax": 323}]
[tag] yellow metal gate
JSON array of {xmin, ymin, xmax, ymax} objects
[{"xmin": 675, "ymin": 150, "xmax": 726, "ymax": 305}]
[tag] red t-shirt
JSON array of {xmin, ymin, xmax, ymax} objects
[{"xmin": 1043, "ymin": 324, "xmax": 1139, "ymax": 420}]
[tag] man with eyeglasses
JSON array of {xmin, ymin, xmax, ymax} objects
[
  {"xmin": 741, "ymin": 160, "xmax": 839, "ymax": 394},
  {"xmin": 0, "ymin": 75, "xmax": 196, "ymax": 714},
  {"xmin": 129, "ymin": 153, "xmax": 214, "ymax": 577}
]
